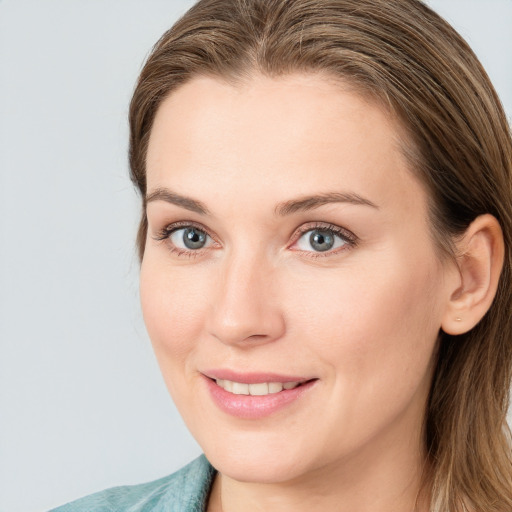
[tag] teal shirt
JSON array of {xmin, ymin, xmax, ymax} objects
[{"xmin": 49, "ymin": 455, "xmax": 216, "ymax": 512}]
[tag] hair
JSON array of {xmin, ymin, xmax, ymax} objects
[{"xmin": 128, "ymin": 0, "xmax": 512, "ymax": 510}]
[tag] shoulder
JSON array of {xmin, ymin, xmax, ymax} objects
[{"xmin": 49, "ymin": 455, "xmax": 216, "ymax": 512}]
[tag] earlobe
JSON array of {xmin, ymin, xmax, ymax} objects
[{"xmin": 441, "ymin": 214, "xmax": 504, "ymax": 336}]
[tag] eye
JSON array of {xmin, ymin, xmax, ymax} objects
[
  {"xmin": 294, "ymin": 227, "xmax": 353, "ymax": 253},
  {"xmin": 153, "ymin": 222, "xmax": 219, "ymax": 257},
  {"xmin": 167, "ymin": 226, "xmax": 212, "ymax": 250}
]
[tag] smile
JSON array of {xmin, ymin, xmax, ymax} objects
[
  {"xmin": 204, "ymin": 373, "xmax": 317, "ymax": 419},
  {"xmin": 215, "ymin": 379, "xmax": 301, "ymax": 395}
]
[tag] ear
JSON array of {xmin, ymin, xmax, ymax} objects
[{"xmin": 441, "ymin": 214, "xmax": 505, "ymax": 335}]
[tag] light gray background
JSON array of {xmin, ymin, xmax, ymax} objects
[{"xmin": 0, "ymin": 1, "xmax": 511, "ymax": 511}]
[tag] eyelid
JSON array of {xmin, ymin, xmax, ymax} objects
[{"xmin": 153, "ymin": 220, "xmax": 214, "ymax": 239}]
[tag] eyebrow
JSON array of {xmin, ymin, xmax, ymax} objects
[
  {"xmin": 145, "ymin": 188, "xmax": 210, "ymax": 215},
  {"xmin": 145, "ymin": 188, "xmax": 378, "ymax": 216},
  {"xmin": 275, "ymin": 192, "xmax": 379, "ymax": 216}
]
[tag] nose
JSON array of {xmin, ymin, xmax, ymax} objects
[{"xmin": 206, "ymin": 251, "xmax": 286, "ymax": 347}]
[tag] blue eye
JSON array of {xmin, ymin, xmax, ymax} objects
[
  {"xmin": 295, "ymin": 228, "xmax": 349, "ymax": 252},
  {"xmin": 168, "ymin": 227, "xmax": 211, "ymax": 250}
]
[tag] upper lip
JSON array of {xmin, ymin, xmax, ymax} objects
[{"xmin": 202, "ymin": 369, "xmax": 313, "ymax": 384}]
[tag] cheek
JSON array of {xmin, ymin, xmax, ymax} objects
[
  {"xmin": 286, "ymin": 252, "xmax": 443, "ymax": 398},
  {"xmin": 139, "ymin": 259, "xmax": 211, "ymax": 363}
]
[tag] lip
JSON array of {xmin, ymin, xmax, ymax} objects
[
  {"xmin": 203, "ymin": 369, "xmax": 311, "ymax": 384},
  {"xmin": 201, "ymin": 371, "xmax": 317, "ymax": 419}
]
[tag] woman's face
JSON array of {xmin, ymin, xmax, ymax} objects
[{"xmin": 141, "ymin": 74, "xmax": 455, "ymax": 484}]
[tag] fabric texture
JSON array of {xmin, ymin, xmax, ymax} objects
[{"xmin": 49, "ymin": 455, "xmax": 216, "ymax": 512}]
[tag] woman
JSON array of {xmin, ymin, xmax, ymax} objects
[{"xmin": 52, "ymin": 0, "xmax": 512, "ymax": 510}]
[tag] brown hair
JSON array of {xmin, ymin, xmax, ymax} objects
[{"xmin": 128, "ymin": 0, "xmax": 512, "ymax": 509}]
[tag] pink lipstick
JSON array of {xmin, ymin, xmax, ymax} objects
[{"xmin": 202, "ymin": 370, "xmax": 317, "ymax": 419}]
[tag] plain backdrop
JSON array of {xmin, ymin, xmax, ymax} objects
[{"xmin": 0, "ymin": 1, "xmax": 511, "ymax": 511}]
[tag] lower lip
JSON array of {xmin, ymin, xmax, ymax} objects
[{"xmin": 204, "ymin": 377, "xmax": 317, "ymax": 419}]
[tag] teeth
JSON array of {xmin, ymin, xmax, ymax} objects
[
  {"xmin": 215, "ymin": 379, "xmax": 301, "ymax": 395},
  {"xmin": 232, "ymin": 382, "xmax": 249, "ymax": 395},
  {"xmin": 268, "ymin": 382, "xmax": 283, "ymax": 393},
  {"xmin": 249, "ymin": 383, "xmax": 268, "ymax": 396}
]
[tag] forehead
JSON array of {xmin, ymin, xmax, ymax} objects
[{"xmin": 146, "ymin": 73, "xmax": 426, "ymax": 216}]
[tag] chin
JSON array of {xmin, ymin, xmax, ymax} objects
[
  {"xmin": 209, "ymin": 452, "xmax": 309, "ymax": 484},
  {"xmin": 199, "ymin": 431, "xmax": 323, "ymax": 484}
]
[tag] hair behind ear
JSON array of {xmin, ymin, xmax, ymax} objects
[{"xmin": 428, "ymin": 213, "xmax": 511, "ymax": 511}]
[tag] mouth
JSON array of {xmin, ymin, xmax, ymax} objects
[{"xmin": 202, "ymin": 372, "xmax": 318, "ymax": 419}]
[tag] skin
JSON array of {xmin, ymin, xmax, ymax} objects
[{"xmin": 140, "ymin": 73, "xmax": 466, "ymax": 512}]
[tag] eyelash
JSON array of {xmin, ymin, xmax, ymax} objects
[{"xmin": 153, "ymin": 221, "xmax": 358, "ymax": 258}]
